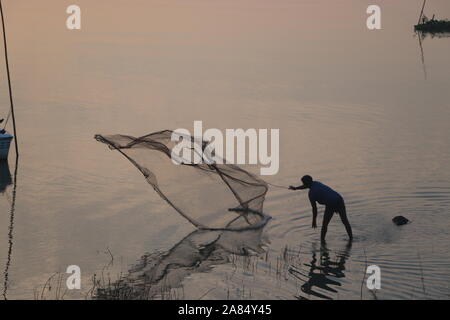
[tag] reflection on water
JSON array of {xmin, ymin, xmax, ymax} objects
[
  {"xmin": 0, "ymin": 160, "xmax": 12, "ymax": 193},
  {"xmin": 94, "ymin": 233, "xmax": 356, "ymax": 300},
  {"xmin": 296, "ymin": 241, "xmax": 351, "ymax": 300},
  {"xmin": 416, "ymin": 32, "xmax": 428, "ymax": 79},
  {"xmin": 416, "ymin": 30, "xmax": 450, "ymax": 79},
  {"xmin": 94, "ymin": 212, "xmax": 268, "ymax": 300},
  {"xmin": 418, "ymin": 31, "xmax": 450, "ymax": 39},
  {"xmin": 1, "ymin": 158, "xmax": 18, "ymax": 300}
]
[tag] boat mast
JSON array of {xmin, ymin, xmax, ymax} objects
[
  {"xmin": 418, "ymin": 0, "xmax": 427, "ymax": 24},
  {"xmin": 0, "ymin": 0, "xmax": 19, "ymax": 157}
]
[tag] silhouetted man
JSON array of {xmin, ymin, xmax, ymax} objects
[{"xmin": 290, "ymin": 175, "xmax": 353, "ymax": 242}]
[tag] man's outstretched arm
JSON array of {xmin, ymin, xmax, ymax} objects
[{"xmin": 289, "ymin": 185, "xmax": 307, "ymax": 190}]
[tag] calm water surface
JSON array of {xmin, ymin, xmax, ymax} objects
[{"xmin": 0, "ymin": 0, "xmax": 449, "ymax": 299}]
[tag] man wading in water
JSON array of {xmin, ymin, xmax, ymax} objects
[{"xmin": 289, "ymin": 175, "xmax": 353, "ymax": 242}]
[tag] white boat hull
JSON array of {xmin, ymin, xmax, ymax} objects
[{"xmin": 0, "ymin": 131, "xmax": 13, "ymax": 160}]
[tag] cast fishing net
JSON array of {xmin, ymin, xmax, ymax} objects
[{"xmin": 95, "ymin": 130, "xmax": 270, "ymax": 231}]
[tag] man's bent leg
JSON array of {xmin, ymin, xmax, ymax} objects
[
  {"xmin": 321, "ymin": 207, "xmax": 334, "ymax": 242},
  {"xmin": 338, "ymin": 201, "xmax": 353, "ymax": 240}
]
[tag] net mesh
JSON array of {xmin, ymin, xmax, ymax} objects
[{"xmin": 95, "ymin": 130, "xmax": 270, "ymax": 231}]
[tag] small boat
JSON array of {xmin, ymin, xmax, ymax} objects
[
  {"xmin": 0, "ymin": 129, "xmax": 13, "ymax": 160},
  {"xmin": 415, "ymin": 17, "xmax": 450, "ymax": 33}
]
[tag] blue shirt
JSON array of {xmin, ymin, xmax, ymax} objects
[{"xmin": 308, "ymin": 181, "xmax": 342, "ymax": 206}]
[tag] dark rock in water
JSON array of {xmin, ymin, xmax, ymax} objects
[{"xmin": 392, "ymin": 216, "xmax": 409, "ymax": 226}]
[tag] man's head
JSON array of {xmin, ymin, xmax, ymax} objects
[{"xmin": 300, "ymin": 175, "xmax": 313, "ymax": 189}]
